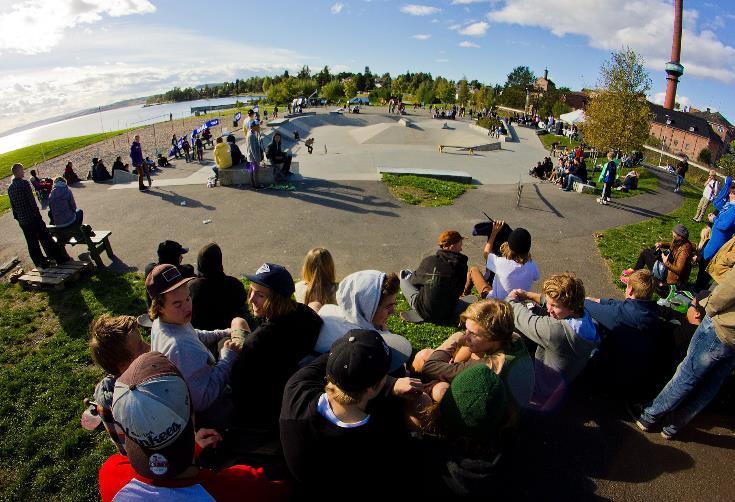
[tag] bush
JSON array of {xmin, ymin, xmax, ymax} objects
[
  {"xmin": 697, "ymin": 148, "xmax": 712, "ymax": 165},
  {"xmin": 476, "ymin": 116, "xmax": 503, "ymax": 131}
]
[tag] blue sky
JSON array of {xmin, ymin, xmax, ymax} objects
[{"xmin": 0, "ymin": 0, "xmax": 733, "ymax": 133}]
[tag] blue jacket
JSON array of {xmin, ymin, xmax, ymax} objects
[
  {"xmin": 584, "ymin": 298, "xmax": 659, "ymax": 339},
  {"xmin": 130, "ymin": 141, "xmax": 143, "ymax": 166},
  {"xmin": 703, "ymin": 203, "xmax": 735, "ymax": 260}
]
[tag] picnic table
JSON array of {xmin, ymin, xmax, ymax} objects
[{"xmin": 48, "ymin": 224, "xmax": 114, "ymax": 267}]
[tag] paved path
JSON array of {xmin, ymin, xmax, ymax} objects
[{"xmin": 0, "ymin": 111, "xmax": 731, "ymax": 501}]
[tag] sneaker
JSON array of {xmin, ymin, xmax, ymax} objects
[
  {"xmin": 626, "ymin": 402, "xmax": 654, "ymax": 431},
  {"xmin": 660, "ymin": 430, "xmax": 675, "ymax": 440},
  {"xmin": 596, "ymin": 197, "xmax": 602, "ymax": 204}
]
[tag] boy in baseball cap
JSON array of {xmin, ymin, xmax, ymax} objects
[
  {"xmin": 147, "ymin": 264, "xmax": 249, "ymax": 428},
  {"xmin": 99, "ymin": 352, "xmax": 289, "ymax": 501},
  {"xmin": 279, "ymin": 329, "xmax": 424, "ymax": 496}
]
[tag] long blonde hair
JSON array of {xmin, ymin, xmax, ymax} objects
[{"xmin": 301, "ymin": 247, "xmax": 337, "ymax": 305}]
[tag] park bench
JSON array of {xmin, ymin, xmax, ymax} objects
[{"xmin": 48, "ymin": 224, "xmax": 114, "ymax": 267}]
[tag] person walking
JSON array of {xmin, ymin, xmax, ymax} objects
[
  {"xmin": 7, "ymin": 163, "xmax": 70, "ymax": 269},
  {"xmin": 674, "ymin": 157, "xmax": 689, "ymax": 193},
  {"xmin": 130, "ymin": 135, "xmax": 150, "ymax": 191}
]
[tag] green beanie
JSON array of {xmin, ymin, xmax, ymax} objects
[{"xmin": 439, "ymin": 365, "xmax": 508, "ymax": 441}]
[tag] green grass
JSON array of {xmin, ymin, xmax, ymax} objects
[
  {"xmin": 0, "ymin": 194, "xmax": 9, "ymax": 216},
  {"xmin": 0, "ymin": 131, "xmax": 134, "ymax": 181},
  {"xmin": 538, "ymin": 134, "xmax": 581, "ymax": 151},
  {"xmin": 0, "ymin": 268, "xmax": 456, "ymax": 501},
  {"xmin": 597, "ymin": 175, "xmax": 707, "ymax": 289},
  {"xmin": 382, "ymin": 174, "xmax": 475, "ymax": 207},
  {"xmin": 582, "ymin": 165, "xmax": 659, "ymax": 199}
]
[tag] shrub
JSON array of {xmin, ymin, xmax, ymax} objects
[{"xmin": 697, "ymin": 148, "xmax": 712, "ymax": 166}]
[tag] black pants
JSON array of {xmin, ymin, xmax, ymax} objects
[
  {"xmin": 635, "ymin": 247, "xmax": 658, "ymax": 271},
  {"xmin": 602, "ymin": 182, "xmax": 612, "ymax": 200},
  {"xmin": 695, "ymin": 256, "xmax": 712, "ymax": 291},
  {"xmin": 19, "ymin": 218, "xmax": 70, "ymax": 267}
]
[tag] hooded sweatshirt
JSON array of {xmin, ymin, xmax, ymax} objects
[
  {"xmin": 410, "ymin": 249, "xmax": 468, "ymax": 323},
  {"xmin": 48, "ymin": 179, "xmax": 77, "ymax": 226},
  {"xmin": 189, "ymin": 243, "xmax": 247, "ymax": 330},
  {"xmin": 214, "ymin": 141, "xmax": 232, "ymax": 169},
  {"xmin": 315, "ymin": 270, "xmax": 412, "ymax": 371}
]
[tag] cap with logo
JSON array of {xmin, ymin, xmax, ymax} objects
[
  {"xmin": 244, "ymin": 263, "xmax": 295, "ymax": 298},
  {"xmin": 112, "ymin": 352, "xmax": 194, "ymax": 479},
  {"xmin": 145, "ymin": 264, "xmax": 194, "ymax": 300},
  {"xmin": 326, "ymin": 329, "xmax": 392, "ymax": 392}
]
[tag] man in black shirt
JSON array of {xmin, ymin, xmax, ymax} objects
[{"xmin": 143, "ymin": 240, "xmax": 195, "ymax": 306}]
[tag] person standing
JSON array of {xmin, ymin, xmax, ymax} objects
[
  {"xmin": 130, "ymin": 135, "xmax": 150, "ymax": 191},
  {"xmin": 674, "ymin": 156, "xmax": 689, "ymax": 193},
  {"xmin": 597, "ymin": 152, "xmax": 617, "ymax": 205},
  {"xmin": 694, "ymin": 170, "xmax": 720, "ymax": 222},
  {"xmin": 171, "ymin": 134, "xmax": 181, "ymax": 158},
  {"xmin": 7, "ymin": 163, "xmax": 70, "ymax": 269},
  {"xmin": 181, "ymin": 137, "xmax": 191, "ymax": 163},
  {"xmin": 245, "ymin": 120, "xmax": 265, "ymax": 189}
]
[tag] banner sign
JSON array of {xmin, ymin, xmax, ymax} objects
[
  {"xmin": 205, "ymin": 118, "xmax": 220, "ymax": 128},
  {"xmin": 234, "ymin": 112, "xmax": 242, "ymax": 122}
]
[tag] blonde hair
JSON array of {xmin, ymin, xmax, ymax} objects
[
  {"xmin": 301, "ymin": 247, "xmax": 337, "ymax": 305},
  {"xmin": 459, "ymin": 299, "xmax": 515, "ymax": 350},
  {"xmin": 627, "ymin": 269, "xmax": 654, "ymax": 300},
  {"xmin": 499, "ymin": 241, "xmax": 531, "ymax": 265},
  {"xmin": 89, "ymin": 314, "xmax": 137, "ymax": 376},
  {"xmin": 148, "ymin": 296, "xmax": 165, "ymax": 321},
  {"xmin": 542, "ymin": 273, "xmax": 585, "ymax": 317},
  {"xmin": 325, "ymin": 380, "xmax": 367, "ymax": 405}
]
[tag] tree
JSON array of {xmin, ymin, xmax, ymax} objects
[
  {"xmin": 343, "ymin": 79, "xmax": 358, "ymax": 99},
  {"xmin": 316, "ymin": 66, "xmax": 332, "ymax": 87},
  {"xmin": 415, "ymin": 82, "xmax": 434, "ymax": 105},
  {"xmin": 321, "ymin": 79, "xmax": 344, "ymax": 103},
  {"xmin": 698, "ymin": 148, "xmax": 712, "ymax": 165},
  {"xmin": 718, "ymin": 152, "xmax": 735, "ymax": 177},
  {"xmin": 505, "ymin": 66, "xmax": 535, "ymax": 88},
  {"xmin": 580, "ymin": 48, "xmax": 652, "ymax": 153},
  {"xmin": 434, "ymin": 77, "xmax": 455, "ymax": 104},
  {"xmin": 457, "ymin": 80, "xmax": 470, "ymax": 106},
  {"xmin": 297, "ymin": 65, "xmax": 311, "ymax": 79}
]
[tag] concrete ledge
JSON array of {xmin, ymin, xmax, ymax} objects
[
  {"xmin": 218, "ymin": 164, "xmax": 278, "ymax": 186},
  {"xmin": 574, "ymin": 182, "xmax": 596, "ymax": 193},
  {"xmin": 112, "ymin": 169, "xmax": 136, "ymax": 183},
  {"xmin": 284, "ymin": 112, "xmax": 316, "ymax": 119},
  {"xmin": 398, "ymin": 118, "xmax": 413, "ymax": 127},
  {"xmin": 378, "ymin": 166, "xmax": 472, "ymax": 184},
  {"xmin": 267, "ymin": 118, "xmax": 289, "ymax": 126}
]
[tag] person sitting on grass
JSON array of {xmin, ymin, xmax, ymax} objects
[
  {"xmin": 230, "ymin": 263, "xmax": 323, "ymax": 428},
  {"xmin": 411, "ymin": 364, "xmax": 511, "ymax": 497},
  {"xmin": 413, "ymin": 299, "xmax": 534, "ymax": 413},
  {"xmin": 63, "ymin": 162, "xmax": 82, "ymax": 184},
  {"xmin": 295, "ymin": 247, "xmax": 338, "ymax": 311},
  {"xmin": 464, "ymin": 222, "xmax": 539, "ymax": 301},
  {"xmin": 623, "ymin": 223, "xmax": 693, "ymax": 289},
  {"xmin": 584, "ymin": 269, "xmax": 663, "ymax": 398},
  {"xmin": 314, "ymin": 270, "xmax": 413, "ymax": 371},
  {"xmin": 399, "ymin": 230, "xmax": 469, "ymax": 324},
  {"xmin": 189, "ymin": 243, "xmax": 247, "ymax": 331},
  {"xmin": 616, "ymin": 169, "xmax": 639, "ymax": 192},
  {"xmin": 147, "ymin": 264, "xmax": 246, "ymax": 428},
  {"xmin": 100, "ymin": 352, "xmax": 290, "ymax": 502},
  {"xmin": 85, "ymin": 314, "xmax": 150, "ymax": 455},
  {"xmin": 507, "ymin": 272, "xmax": 599, "ymax": 411},
  {"xmin": 279, "ymin": 329, "xmax": 424, "ymax": 497}
]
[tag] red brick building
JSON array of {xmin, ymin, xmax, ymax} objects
[{"xmin": 649, "ymin": 103, "xmax": 726, "ymax": 163}]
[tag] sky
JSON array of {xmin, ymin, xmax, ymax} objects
[{"xmin": 0, "ymin": 0, "xmax": 733, "ymax": 134}]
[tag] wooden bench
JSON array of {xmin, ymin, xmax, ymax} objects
[
  {"xmin": 18, "ymin": 260, "xmax": 93, "ymax": 290},
  {"xmin": 48, "ymin": 225, "xmax": 114, "ymax": 267}
]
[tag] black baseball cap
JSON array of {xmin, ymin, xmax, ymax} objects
[
  {"xmin": 244, "ymin": 263, "xmax": 295, "ymax": 298},
  {"xmin": 157, "ymin": 240, "xmax": 188, "ymax": 263},
  {"xmin": 327, "ymin": 330, "xmax": 392, "ymax": 392}
]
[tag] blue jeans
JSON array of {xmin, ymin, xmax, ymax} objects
[
  {"xmin": 565, "ymin": 174, "xmax": 583, "ymax": 190},
  {"xmin": 675, "ymin": 175, "xmax": 684, "ymax": 190},
  {"xmin": 641, "ymin": 316, "xmax": 735, "ymax": 436}
]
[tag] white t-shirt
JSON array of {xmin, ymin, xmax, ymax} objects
[{"xmin": 486, "ymin": 254, "xmax": 540, "ymax": 300}]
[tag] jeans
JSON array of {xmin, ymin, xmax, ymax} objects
[
  {"xmin": 675, "ymin": 175, "xmax": 684, "ymax": 190},
  {"xmin": 564, "ymin": 174, "xmax": 583, "ymax": 191},
  {"xmin": 399, "ymin": 269, "xmax": 420, "ymax": 309},
  {"xmin": 641, "ymin": 316, "xmax": 735, "ymax": 436}
]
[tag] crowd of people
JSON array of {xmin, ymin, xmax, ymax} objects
[{"xmin": 66, "ymin": 202, "xmax": 734, "ymax": 499}]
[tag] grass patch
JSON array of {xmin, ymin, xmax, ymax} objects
[
  {"xmin": 597, "ymin": 176, "xmax": 706, "ymax": 289},
  {"xmin": 0, "ymin": 267, "xmax": 457, "ymax": 500},
  {"xmin": 0, "ymin": 194, "xmax": 9, "ymax": 216},
  {"xmin": 382, "ymin": 174, "xmax": 475, "ymax": 207},
  {"xmin": 538, "ymin": 134, "xmax": 581, "ymax": 151},
  {"xmin": 0, "ymin": 131, "xmax": 135, "ymax": 181},
  {"xmin": 582, "ymin": 166, "xmax": 659, "ymax": 199}
]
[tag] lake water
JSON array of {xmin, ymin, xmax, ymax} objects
[{"xmin": 0, "ymin": 95, "xmax": 264, "ymax": 154}]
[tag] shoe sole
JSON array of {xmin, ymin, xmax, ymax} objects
[
  {"xmin": 660, "ymin": 431, "xmax": 674, "ymax": 440},
  {"xmin": 635, "ymin": 420, "xmax": 651, "ymax": 432}
]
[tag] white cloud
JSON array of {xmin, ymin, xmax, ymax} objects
[
  {"xmin": 459, "ymin": 40, "xmax": 481, "ymax": 48},
  {"xmin": 487, "ymin": 0, "xmax": 735, "ymax": 83},
  {"xmin": 413, "ymin": 34, "xmax": 432, "ymax": 40},
  {"xmin": 431, "ymin": 18, "xmax": 440, "ymax": 23},
  {"xmin": 331, "ymin": 2, "xmax": 344, "ymax": 14},
  {"xmin": 452, "ymin": 0, "xmax": 493, "ymax": 4},
  {"xmin": 459, "ymin": 21, "xmax": 489, "ymax": 36},
  {"xmin": 435, "ymin": 58, "xmax": 450, "ymax": 62},
  {"xmin": 652, "ymin": 91, "xmax": 692, "ymax": 109},
  {"xmin": 0, "ymin": 0, "xmax": 155, "ymax": 54},
  {"xmin": 400, "ymin": 4, "xmax": 441, "ymax": 16}
]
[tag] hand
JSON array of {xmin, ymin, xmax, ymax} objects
[
  {"xmin": 223, "ymin": 339, "xmax": 242, "ymax": 353},
  {"xmin": 508, "ymin": 288, "xmax": 527, "ymax": 301},
  {"xmin": 392, "ymin": 377, "xmax": 426, "ymax": 398},
  {"xmin": 491, "ymin": 220, "xmax": 504, "ymax": 236},
  {"xmin": 195, "ymin": 428, "xmax": 223, "ymax": 450},
  {"xmin": 708, "ymin": 213, "xmax": 715, "ymax": 223},
  {"xmin": 662, "ymin": 252, "xmax": 670, "ymax": 265},
  {"xmin": 655, "ymin": 241, "xmax": 662, "ymax": 249}
]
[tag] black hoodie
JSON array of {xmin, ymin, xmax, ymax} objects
[{"xmin": 411, "ymin": 249, "xmax": 468, "ymax": 323}]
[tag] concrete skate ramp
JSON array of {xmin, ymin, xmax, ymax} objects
[{"xmin": 350, "ymin": 119, "xmax": 489, "ymax": 147}]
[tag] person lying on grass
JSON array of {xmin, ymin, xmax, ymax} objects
[
  {"xmin": 313, "ymin": 270, "xmax": 413, "ymax": 372},
  {"xmin": 85, "ymin": 314, "xmax": 150, "ymax": 455},
  {"xmin": 464, "ymin": 221, "xmax": 539, "ymax": 301},
  {"xmin": 399, "ymin": 230, "xmax": 469, "ymax": 324},
  {"xmin": 230, "ymin": 263, "xmax": 323, "ymax": 429},
  {"xmin": 147, "ymin": 264, "xmax": 246, "ymax": 428},
  {"xmin": 412, "ymin": 299, "xmax": 533, "ymax": 413},
  {"xmin": 100, "ymin": 352, "xmax": 290, "ymax": 502},
  {"xmin": 507, "ymin": 272, "xmax": 599, "ymax": 412}
]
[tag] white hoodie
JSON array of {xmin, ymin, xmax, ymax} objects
[{"xmin": 315, "ymin": 270, "xmax": 412, "ymax": 371}]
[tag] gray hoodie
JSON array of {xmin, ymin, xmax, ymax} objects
[
  {"xmin": 48, "ymin": 179, "xmax": 77, "ymax": 226},
  {"xmin": 315, "ymin": 270, "xmax": 412, "ymax": 371}
]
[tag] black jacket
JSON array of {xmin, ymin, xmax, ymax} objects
[
  {"xmin": 279, "ymin": 354, "xmax": 410, "ymax": 496},
  {"xmin": 266, "ymin": 139, "xmax": 288, "ymax": 162},
  {"xmin": 411, "ymin": 250, "xmax": 468, "ymax": 323},
  {"xmin": 232, "ymin": 303, "xmax": 323, "ymax": 426}
]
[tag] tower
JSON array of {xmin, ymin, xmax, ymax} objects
[{"xmin": 663, "ymin": 0, "xmax": 684, "ymax": 110}]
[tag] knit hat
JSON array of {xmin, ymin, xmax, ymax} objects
[
  {"xmin": 507, "ymin": 228, "xmax": 532, "ymax": 255},
  {"xmin": 438, "ymin": 230, "xmax": 464, "ymax": 248},
  {"xmin": 112, "ymin": 352, "xmax": 194, "ymax": 479},
  {"xmin": 439, "ymin": 365, "xmax": 508, "ymax": 441},
  {"xmin": 672, "ymin": 224, "xmax": 689, "ymax": 239},
  {"xmin": 327, "ymin": 329, "xmax": 392, "ymax": 392}
]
